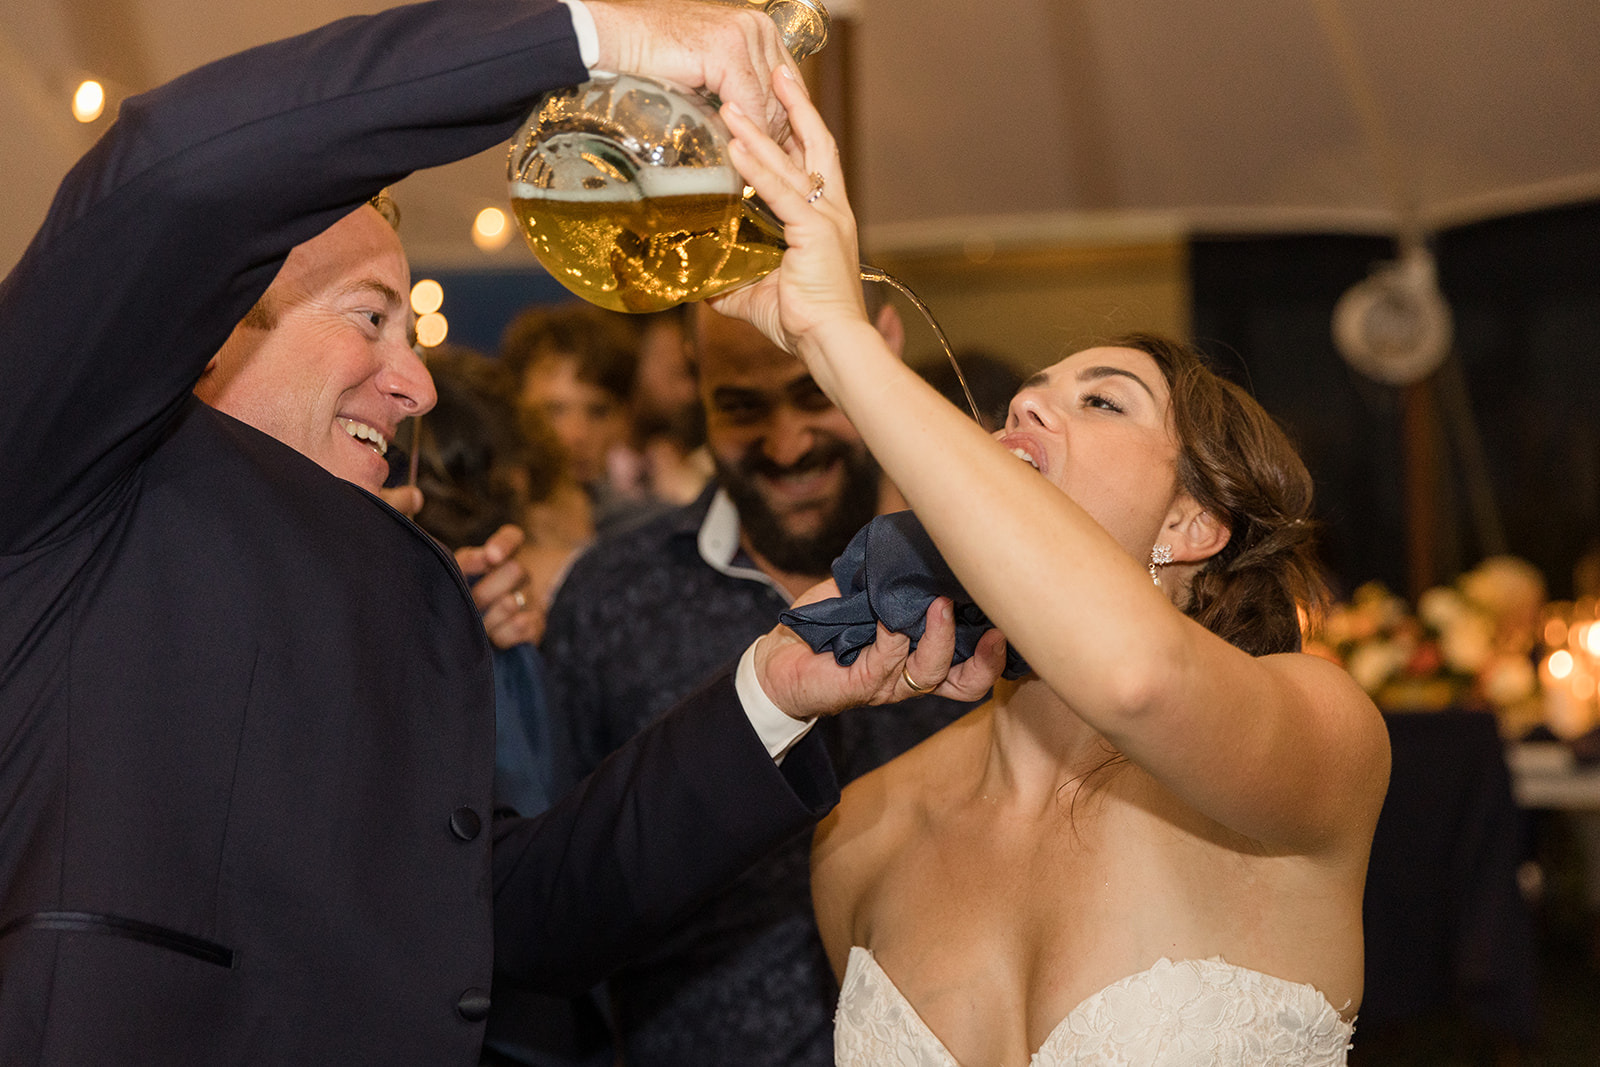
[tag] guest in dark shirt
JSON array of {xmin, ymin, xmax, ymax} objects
[{"xmin": 541, "ymin": 303, "xmax": 981, "ymax": 1067}]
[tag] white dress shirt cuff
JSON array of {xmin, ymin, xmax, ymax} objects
[
  {"xmin": 736, "ymin": 637, "xmax": 816, "ymax": 764},
  {"xmin": 556, "ymin": 0, "xmax": 601, "ymax": 69}
]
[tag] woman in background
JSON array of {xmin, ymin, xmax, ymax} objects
[
  {"xmin": 501, "ymin": 302, "xmax": 665, "ymax": 535},
  {"xmin": 718, "ymin": 74, "xmax": 1390, "ymax": 1065},
  {"xmin": 422, "ymin": 342, "xmax": 594, "ymax": 618}
]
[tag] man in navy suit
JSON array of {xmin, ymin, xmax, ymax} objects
[{"xmin": 0, "ymin": 3, "xmax": 1002, "ymax": 1064}]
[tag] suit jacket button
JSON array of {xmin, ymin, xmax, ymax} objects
[
  {"xmin": 449, "ymin": 806, "xmax": 481, "ymax": 841},
  {"xmin": 456, "ymin": 987, "xmax": 491, "ymax": 1021}
]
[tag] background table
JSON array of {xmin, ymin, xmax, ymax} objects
[{"xmin": 1359, "ymin": 709, "xmax": 1539, "ymax": 1052}]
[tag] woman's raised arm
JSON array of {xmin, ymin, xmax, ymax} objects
[{"xmin": 713, "ymin": 74, "xmax": 1388, "ymax": 855}]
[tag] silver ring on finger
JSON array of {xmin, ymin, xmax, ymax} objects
[
  {"xmin": 512, "ymin": 590, "xmax": 528, "ymax": 610},
  {"xmin": 901, "ymin": 665, "xmax": 935, "ymax": 694},
  {"xmin": 804, "ymin": 172, "xmax": 825, "ymax": 204}
]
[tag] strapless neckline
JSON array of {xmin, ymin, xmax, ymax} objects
[{"xmin": 836, "ymin": 946, "xmax": 1355, "ymax": 1067}]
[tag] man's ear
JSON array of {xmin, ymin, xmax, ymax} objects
[
  {"xmin": 194, "ymin": 325, "xmax": 256, "ymax": 405},
  {"xmin": 1165, "ymin": 499, "xmax": 1231, "ymax": 565},
  {"xmin": 192, "ymin": 351, "xmax": 225, "ymax": 402},
  {"xmin": 872, "ymin": 303, "xmax": 906, "ymax": 359}
]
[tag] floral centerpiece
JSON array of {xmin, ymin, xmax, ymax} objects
[{"xmin": 1305, "ymin": 556, "xmax": 1544, "ymax": 726}]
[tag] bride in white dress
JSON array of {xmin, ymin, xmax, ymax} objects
[{"xmin": 717, "ymin": 72, "xmax": 1391, "ymax": 1066}]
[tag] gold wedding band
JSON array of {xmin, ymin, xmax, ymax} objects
[
  {"xmin": 805, "ymin": 172, "xmax": 825, "ymax": 204},
  {"xmin": 901, "ymin": 665, "xmax": 935, "ymax": 694}
]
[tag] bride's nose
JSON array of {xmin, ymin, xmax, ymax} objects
[{"xmin": 1006, "ymin": 388, "xmax": 1057, "ymax": 431}]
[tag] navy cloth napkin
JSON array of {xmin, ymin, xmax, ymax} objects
[{"xmin": 780, "ymin": 510, "xmax": 1030, "ymax": 679}]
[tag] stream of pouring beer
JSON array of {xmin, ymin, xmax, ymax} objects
[{"xmin": 858, "ymin": 264, "xmax": 983, "ymax": 425}]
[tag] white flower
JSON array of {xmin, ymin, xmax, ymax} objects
[
  {"xmin": 1460, "ymin": 555, "xmax": 1545, "ymax": 618},
  {"xmin": 1481, "ymin": 653, "xmax": 1537, "ymax": 705},
  {"xmin": 1346, "ymin": 640, "xmax": 1406, "ymax": 693},
  {"xmin": 1418, "ymin": 586, "xmax": 1468, "ymax": 631},
  {"xmin": 1440, "ymin": 612, "xmax": 1495, "ymax": 674}
]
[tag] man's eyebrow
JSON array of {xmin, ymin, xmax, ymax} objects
[
  {"xmin": 1078, "ymin": 364, "xmax": 1157, "ymax": 401},
  {"xmin": 710, "ymin": 385, "xmax": 768, "ymax": 402},
  {"xmin": 340, "ymin": 278, "xmax": 403, "ymax": 306}
]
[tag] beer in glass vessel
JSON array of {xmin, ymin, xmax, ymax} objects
[
  {"xmin": 506, "ymin": 1, "xmax": 985, "ymax": 423},
  {"xmin": 507, "ymin": 0, "xmax": 823, "ymax": 313}
]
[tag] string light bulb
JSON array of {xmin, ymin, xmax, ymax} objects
[
  {"xmin": 73, "ymin": 81, "xmax": 105, "ymax": 123},
  {"xmin": 410, "ymin": 279, "xmax": 444, "ymax": 316},
  {"xmin": 472, "ymin": 207, "xmax": 511, "ymax": 252},
  {"xmin": 1549, "ymin": 649, "xmax": 1574, "ymax": 681},
  {"xmin": 415, "ymin": 312, "xmax": 449, "ymax": 348},
  {"xmin": 1583, "ymin": 621, "xmax": 1600, "ymax": 658}
]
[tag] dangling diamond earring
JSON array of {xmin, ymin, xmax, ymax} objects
[{"xmin": 1149, "ymin": 543, "xmax": 1173, "ymax": 586}]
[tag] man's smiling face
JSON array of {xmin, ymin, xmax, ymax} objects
[
  {"xmin": 694, "ymin": 307, "xmax": 881, "ymax": 576},
  {"xmin": 196, "ymin": 205, "xmax": 435, "ymax": 493}
]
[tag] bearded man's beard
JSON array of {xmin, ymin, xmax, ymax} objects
[{"xmin": 716, "ymin": 438, "xmax": 881, "ymax": 577}]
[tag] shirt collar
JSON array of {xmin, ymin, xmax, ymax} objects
[{"xmin": 697, "ymin": 488, "xmax": 794, "ymax": 604}]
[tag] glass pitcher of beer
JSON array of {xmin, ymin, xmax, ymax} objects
[{"xmin": 507, "ymin": 0, "xmax": 828, "ymax": 313}]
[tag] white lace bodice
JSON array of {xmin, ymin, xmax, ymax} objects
[{"xmin": 835, "ymin": 947, "xmax": 1354, "ymax": 1066}]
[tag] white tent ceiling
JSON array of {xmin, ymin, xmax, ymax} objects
[{"xmin": 4, "ymin": 0, "xmax": 1599, "ymax": 274}]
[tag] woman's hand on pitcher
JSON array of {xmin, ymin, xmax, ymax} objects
[{"xmin": 711, "ymin": 69, "xmax": 871, "ymax": 370}]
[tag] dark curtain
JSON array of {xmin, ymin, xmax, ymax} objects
[{"xmin": 1190, "ymin": 201, "xmax": 1600, "ymax": 599}]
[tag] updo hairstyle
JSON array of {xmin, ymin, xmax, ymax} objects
[{"xmin": 1114, "ymin": 333, "xmax": 1329, "ymax": 657}]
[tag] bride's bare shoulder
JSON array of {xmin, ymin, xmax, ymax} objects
[
  {"xmin": 812, "ymin": 705, "xmax": 989, "ymax": 971},
  {"xmin": 814, "ymin": 706, "xmax": 987, "ymax": 871}
]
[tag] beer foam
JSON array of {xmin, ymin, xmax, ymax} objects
[{"xmin": 511, "ymin": 166, "xmax": 740, "ymax": 202}]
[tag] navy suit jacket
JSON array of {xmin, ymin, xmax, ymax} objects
[{"xmin": 0, "ymin": 4, "xmax": 837, "ymax": 1064}]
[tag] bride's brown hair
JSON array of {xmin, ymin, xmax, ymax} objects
[{"xmin": 1113, "ymin": 333, "xmax": 1329, "ymax": 657}]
